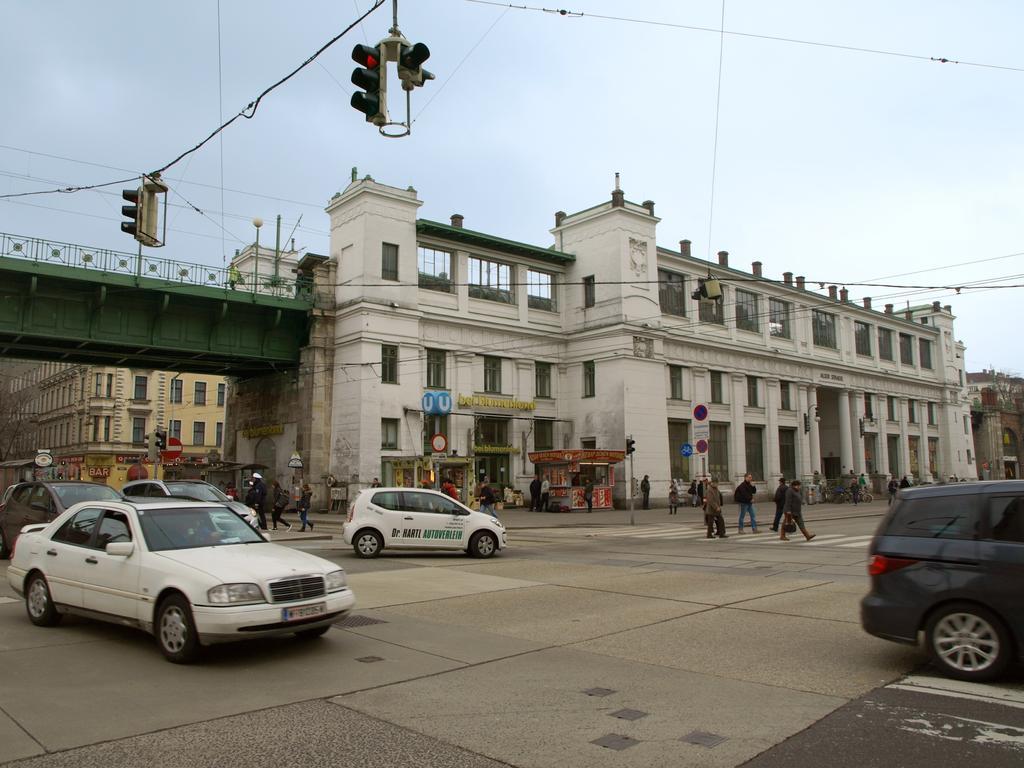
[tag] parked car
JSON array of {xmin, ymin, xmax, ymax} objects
[
  {"xmin": 0, "ymin": 480, "xmax": 122, "ymax": 559},
  {"xmin": 343, "ymin": 487, "xmax": 507, "ymax": 558},
  {"xmin": 122, "ymin": 479, "xmax": 257, "ymax": 527},
  {"xmin": 6, "ymin": 498, "xmax": 355, "ymax": 663},
  {"xmin": 861, "ymin": 480, "xmax": 1024, "ymax": 681}
]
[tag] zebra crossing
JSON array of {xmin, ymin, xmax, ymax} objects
[{"xmin": 560, "ymin": 524, "xmax": 875, "ymax": 549}]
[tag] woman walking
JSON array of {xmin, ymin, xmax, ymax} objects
[
  {"xmin": 668, "ymin": 481, "xmax": 679, "ymax": 514},
  {"xmin": 780, "ymin": 480, "xmax": 815, "ymax": 542},
  {"xmin": 297, "ymin": 483, "xmax": 313, "ymax": 532},
  {"xmin": 270, "ymin": 480, "xmax": 293, "ymax": 531},
  {"xmin": 688, "ymin": 479, "xmax": 698, "ymax": 507}
]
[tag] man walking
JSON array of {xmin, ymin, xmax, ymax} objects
[
  {"xmin": 780, "ymin": 479, "xmax": 815, "ymax": 541},
  {"xmin": 540, "ymin": 476, "xmax": 550, "ymax": 512},
  {"xmin": 584, "ymin": 479, "xmax": 594, "ymax": 513},
  {"xmin": 703, "ymin": 479, "xmax": 726, "ymax": 538},
  {"xmin": 640, "ymin": 474, "xmax": 651, "ymax": 510},
  {"xmin": 529, "ymin": 474, "xmax": 542, "ymax": 511},
  {"xmin": 771, "ymin": 477, "xmax": 787, "ymax": 532},
  {"xmin": 887, "ymin": 476, "xmax": 899, "ymax": 503},
  {"xmin": 479, "ymin": 478, "xmax": 497, "ymax": 517},
  {"xmin": 244, "ymin": 472, "xmax": 268, "ymax": 531},
  {"xmin": 734, "ymin": 473, "xmax": 759, "ymax": 533}
]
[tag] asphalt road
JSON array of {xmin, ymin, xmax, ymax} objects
[{"xmin": 1, "ymin": 506, "xmax": 1021, "ymax": 768}]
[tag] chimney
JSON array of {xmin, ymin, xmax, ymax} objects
[
  {"xmin": 863, "ymin": 297, "xmax": 872, "ymax": 310},
  {"xmin": 796, "ymin": 275, "xmax": 806, "ymax": 290},
  {"xmin": 611, "ymin": 172, "xmax": 624, "ymax": 207},
  {"xmin": 783, "ymin": 271, "xmax": 793, "ymax": 286},
  {"xmin": 884, "ymin": 304, "xmax": 894, "ymax": 314},
  {"xmin": 828, "ymin": 285, "xmax": 838, "ymax": 300},
  {"xmin": 642, "ymin": 200, "xmax": 655, "ymax": 216},
  {"xmin": 839, "ymin": 287, "xmax": 849, "ymax": 302},
  {"xmin": 679, "ymin": 239, "xmax": 691, "ymax": 258},
  {"xmin": 752, "ymin": 261, "xmax": 762, "ymax": 277},
  {"xmin": 932, "ymin": 301, "xmax": 941, "ymax": 311},
  {"xmin": 944, "ymin": 304, "xmax": 952, "ymax": 313},
  {"xmin": 904, "ymin": 309, "xmax": 913, "ymax": 320},
  {"xmin": 717, "ymin": 250, "xmax": 729, "ymax": 267},
  {"xmin": 554, "ymin": 211, "xmax": 566, "ymax": 227},
  {"xmin": 450, "ymin": 214, "xmax": 464, "ymax": 228}
]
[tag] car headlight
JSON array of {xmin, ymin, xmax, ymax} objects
[
  {"xmin": 325, "ymin": 569, "xmax": 347, "ymax": 592},
  {"xmin": 207, "ymin": 583, "xmax": 265, "ymax": 605}
]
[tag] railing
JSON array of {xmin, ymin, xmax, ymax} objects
[{"xmin": 0, "ymin": 232, "xmax": 314, "ymax": 303}]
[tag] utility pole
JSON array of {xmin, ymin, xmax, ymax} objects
[{"xmin": 628, "ymin": 433, "xmax": 635, "ymax": 526}]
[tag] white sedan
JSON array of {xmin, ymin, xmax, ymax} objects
[{"xmin": 6, "ymin": 499, "xmax": 355, "ymax": 663}]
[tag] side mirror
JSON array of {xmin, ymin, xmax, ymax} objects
[{"xmin": 106, "ymin": 541, "xmax": 135, "ymax": 557}]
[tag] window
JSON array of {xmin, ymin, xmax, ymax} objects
[
  {"xmin": 699, "ymin": 296, "xmax": 724, "ymax": 324},
  {"xmin": 967, "ymin": 448, "xmax": 973, "ymax": 464},
  {"xmin": 899, "ymin": 333, "xmax": 914, "ymax": 365},
  {"xmin": 169, "ymin": 419, "xmax": 181, "ymax": 440},
  {"xmin": 381, "ymin": 345, "xmax": 398, "ymax": 384},
  {"xmin": 812, "ymin": 310, "xmax": 837, "ymax": 348},
  {"xmin": 381, "ymin": 418, "xmax": 399, "ymax": 449},
  {"xmin": 854, "ymin": 321, "xmax": 872, "ymax": 356},
  {"xmin": 769, "ymin": 299, "xmax": 791, "ymax": 338},
  {"xmin": 989, "ymin": 496, "xmax": 1024, "ymax": 543},
  {"xmin": 878, "ymin": 328, "xmax": 894, "ymax": 361},
  {"xmin": 964, "ymin": 415, "xmax": 970, "ymax": 435},
  {"xmin": 215, "ymin": 422, "xmax": 223, "ymax": 447},
  {"xmin": 106, "ymin": 373, "xmax": 113, "ymax": 397},
  {"xmin": 746, "ymin": 376, "xmax": 759, "ymax": 407},
  {"xmin": 583, "ymin": 361, "xmax": 595, "ymax": 398},
  {"xmin": 535, "ymin": 362, "xmax": 551, "ymax": 398},
  {"xmin": 96, "ymin": 511, "xmax": 132, "ymax": 547},
  {"xmin": 669, "ymin": 365, "xmax": 683, "ymax": 400},
  {"xmin": 94, "ymin": 373, "xmax": 102, "ymax": 396},
  {"xmin": 667, "ymin": 420, "xmax": 691, "ymax": 480},
  {"xmin": 53, "ymin": 507, "xmax": 102, "ymax": 547},
  {"xmin": 426, "ymin": 349, "xmax": 446, "ymax": 388},
  {"xmin": 192, "ymin": 421, "xmax": 206, "ymax": 446},
  {"xmin": 779, "ymin": 428, "xmax": 797, "ymax": 481},
  {"xmin": 217, "ymin": 383, "xmax": 225, "ymax": 406},
  {"xmin": 534, "ymin": 419, "xmax": 554, "ymax": 450},
  {"xmin": 418, "ymin": 245, "xmax": 452, "ymax": 292},
  {"xmin": 483, "ymin": 356, "xmax": 502, "ymax": 393},
  {"xmin": 886, "ymin": 496, "xmax": 980, "ymax": 540},
  {"xmin": 710, "ymin": 371, "xmax": 724, "ymax": 404},
  {"xmin": 583, "ymin": 275, "xmax": 595, "ymax": 308},
  {"xmin": 468, "ymin": 256, "xmax": 513, "ymax": 303},
  {"xmin": 865, "ymin": 395, "xmax": 874, "ymax": 421},
  {"xmin": 908, "ymin": 399, "xmax": 917, "ymax": 424},
  {"xmin": 170, "ymin": 378, "xmax": 183, "ymax": 404},
  {"xmin": 133, "ymin": 375, "xmax": 148, "ymax": 400},
  {"xmin": 927, "ymin": 402, "xmax": 936, "ymax": 426},
  {"xmin": 658, "ymin": 270, "xmax": 686, "ymax": 317},
  {"xmin": 919, "ymin": 339, "xmax": 933, "ymax": 369},
  {"xmin": 103, "ymin": 416, "xmax": 111, "ymax": 441},
  {"xmin": 708, "ymin": 423, "xmax": 729, "ymax": 480},
  {"xmin": 132, "ymin": 417, "xmax": 146, "ymax": 444},
  {"xmin": 476, "ymin": 417, "xmax": 508, "ymax": 446},
  {"xmin": 780, "ymin": 381, "xmax": 792, "ymax": 411},
  {"xmin": 92, "ymin": 415, "xmax": 99, "ymax": 441},
  {"xmin": 381, "ymin": 242, "xmax": 399, "ymax": 281},
  {"xmin": 527, "ymin": 269, "xmax": 556, "ymax": 311},
  {"xmin": 744, "ymin": 426, "xmax": 764, "ymax": 481},
  {"xmin": 735, "ymin": 290, "xmax": 759, "ymax": 332},
  {"xmin": 887, "ymin": 396, "xmax": 897, "ymax": 422},
  {"xmin": 194, "ymin": 381, "xmax": 207, "ymax": 406}
]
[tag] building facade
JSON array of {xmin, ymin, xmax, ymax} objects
[
  {"xmin": 225, "ymin": 176, "xmax": 976, "ymax": 507},
  {"xmin": 967, "ymin": 370, "xmax": 1022, "ymax": 480}
]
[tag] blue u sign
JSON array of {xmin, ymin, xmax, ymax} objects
[{"xmin": 422, "ymin": 390, "xmax": 452, "ymax": 416}]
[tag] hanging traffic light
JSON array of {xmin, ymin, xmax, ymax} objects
[
  {"xmin": 626, "ymin": 438, "xmax": 636, "ymax": 455},
  {"xmin": 691, "ymin": 277, "xmax": 723, "ymax": 302},
  {"xmin": 351, "ymin": 44, "xmax": 387, "ymax": 125},
  {"xmin": 121, "ymin": 188, "xmax": 141, "ymax": 239},
  {"xmin": 155, "ymin": 429, "xmax": 167, "ymax": 451},
  {"xmin": 120, "ymin": 175, "xmax": 168, "ymax": 247},
  {"xmin": 397, "ymin": 41, "xmax": 434, "ymax": 89}
]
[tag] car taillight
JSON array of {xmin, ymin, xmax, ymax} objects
[{"xmin": 868, "ymin": 554, "xmax": 918, "ymax": 576}]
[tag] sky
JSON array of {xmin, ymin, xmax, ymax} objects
[{"xmin": 1, "ymin": 0, "xmax": 1022, "ymax": 373}]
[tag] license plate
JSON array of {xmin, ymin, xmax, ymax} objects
[{"xmin": 281, "ymin": 602, "xmax": 326, "ymax": 622}]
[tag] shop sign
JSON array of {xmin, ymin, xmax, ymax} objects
[
  {"xmin": 528, "ymin": 449, "xmax": 626, "ymax": 464},
  {"xmin": 241, "ymin": 424, "xmax": 284, "ymax": 439},
  {"xmin": 474, "ymin": 445, "xmax": 518, "ymax": 454},
  {"xmin": 87, "ymin": 454, "xmax": 115, "ymax": 466},
  {"xmin": 288, "ymin": 452, "xmax": 304, "ymax": 469},
  {"xmin": 34, "ymin": 451, "xmax": 53, "ymax": 468},
  {"xmin": 87, "ymin": 466, "xmax": 111, "ymax": 478},
  {"xmin": 422, "ymin": 390, "xmax": 453, "ymax": 415},
  {"xmin": 58, "ymin": 455, "xmax": 85, "ymax": 464},
  {"xmin": 458, "ymin": 394, "xmax": 536, "ymax": 411},
  {"xmin": 818, "ymin": 371, "xmax": 845, "ymax": 383}
]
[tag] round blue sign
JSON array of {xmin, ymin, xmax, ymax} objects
[{"xmin": 680, "ymin": 443, "xmax": 694, "ymax": 457}]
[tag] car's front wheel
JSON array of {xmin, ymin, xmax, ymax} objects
[
  {"xmin": 353, "ymin": 529, "xmax": 383, "ymax": 558},
  {"xmin": 25, "ymin": 573, "xmax": 62, "ymax": 627},
  {"xmin": 156, "ymin": 594, "xmax": 201, "ymax": 664},
  {"xmin": 468, "ymin": 530, "xmax": 497, "ymax": 558},
  {"xmin": 925, "ymin": 602, "xmax": 1011, "ymax": 682}
]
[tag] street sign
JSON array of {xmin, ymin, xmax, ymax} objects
[
  {"xmin": 680, "ymin": 443, "xmax": 693, "ymax": 457},
  {"xmin": 693, "ymin": 403, "xmax": 709, "ymax": 422},
  {"xmin": 287, "ymin": 451, "xmax": 304, "ymax": 469},
  {"xmin": 421, "ymin": 390, "xmax": 453, "ymax": 415},
  {"xmin": 695, "ymin": 438, "xmax": 709, "ymax": 454},
  {"xmin": 430, "ymin": 433, "xmax": 448, "ymax": 453},
  {"xmin": 161, "ymin": 437, "xmax": 183, "ymax": 462},
  {"xmin": 34, "ymin": 451, "xmax": 53, "ymax": 468},
  {"xmin": 693, "ymin": 423, "xmax": 710, "ymax": 441}
]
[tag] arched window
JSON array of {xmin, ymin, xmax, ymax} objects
[{"xmin": 1003, "ymin": 428, "xmax": 1019, "ymax": 456}]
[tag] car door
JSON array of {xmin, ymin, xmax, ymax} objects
[
  {"xmin": 28, "ymin": 485, "xmax": 58, "ymax": 525},
  {"xmin": 979, "ymin": 493, "xmax": 1024, "ymax": 643},
  {"xmin": 44, "ymin": 506, "xmax": 104, "ymax": 608},
  {"xmin": 415, "ymin": 493, "xmax": 469, "ymax": 549},
  {"xmin": 3, "ymin": 484, "xmax": 33, "ymax": 545},
  {"xmin": 365, "ymin": 490, "xmax": 412, "ymax": 547},
  {"xmin": 80, "ymin": 508, "xmax": 142, "ymax": 620}
]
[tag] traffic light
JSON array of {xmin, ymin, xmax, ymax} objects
[
  {"xmin": 146, "ymin": 432, "xmax": 158, "ymax": 463},
  {"xmin": 155, "ymin": 429, "xmax": 167, "ymax": 451},
  {"xmin": 691, "ymin": 277, "xmax": 723, "ymax": 301},
  {"xmin": 626, "ymin": 438, "xmax": 636, "ymax": 455},
  {"xmin": 397, "ymin": 41, "xmax": 434, "ymax": 89},
  {"xmin": 120, "ymin": 175, "xmax": 168, "ymax": 247},
  {"xmin": 121, "ymin": 187, "xmax": 141, "ymax": 239},
  {"xmin": 351, "ymin": 44, "xmax": 387, "ymax": 125}
]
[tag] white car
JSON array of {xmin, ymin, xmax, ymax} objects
[
  {"xmin": 343, "ymin": 487, "xmax": 507, "ymax": 558},
  {"xmin": 6, "ymin": 499, "xmax": 355, "ymax": 663}
]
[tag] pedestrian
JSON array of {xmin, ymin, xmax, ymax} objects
[
  {"xmin": 887, "ymin": 477, "xmax": 899, "ymax": 503},
  {"xmin": 858, "ymin": 472, "xmax": 868, "ymax": 492},
  {"xmin": 780, "ymin": 479, "xmax": 816, "ymax": 541},
  {"xmin": 244, "ymin": 472, "xmax": 268, "ymax": 530},
  {"xmin": 584, "ymin": 479, "xmax": 594, "ymax": 513},
  {"xmin": 529, "ymin": 474, "xmax": 542, "ymax": 511},
  {"xmin": 225, "ymin": 481, "xmax": 239, "ymax": 501},
  {"xmin": 270, "ymin": 480, "xmax": 293, "ymax": 531},
  {"xmin": 899, "ymin": 475, "xmax": 911, "ymax": 489},
  {"xmin": 668, "ymin": 480, "xmax": 679, "ymax": 515},
  {"xmin": 228, "ymin": 263, "xmax": 241, "ymax": 290},
  {"xmin": 640, "ymin": 474, "xmax": 651, "ymax": 509},
  {"xmin": 771, "ymin": 477, "xmax": 787, "ymax": 532},
  {"xmin": 697, "ymin": 477, "xmax": 706, "ymax": 506},
  {"xmin": 540, "ymin": 476, "xmax": 550, "ymax": 512},
  {"xmin": 703, "ymin": 478, "xmax": 727, "ymax": 538},
  {"xmin": 442, "ymin": 477, "xmax": 459, "ymax": 500},
  {"xmin": 297, "ymin": 483, "xmax": 313, "ymax": 531},
  {"xmin": 479, "ymin": 479, "xmax": 497, "ymax": 517},
  {"xmin": 734, "ymin": 473, "xmax": 759, "ymax": 533},
  {"xmin": 850, "ymin": 477, "xmax": 861, "ymax": 505},
  {"xmin": 688, "ymin": 479, "xmax": 698, "ymax": 507},
  {"xmin": 370, "ymin": 477, "xmax": 382, "ymax": 488}
]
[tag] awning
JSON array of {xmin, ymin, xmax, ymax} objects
[{"xmin": 0, "ymin": 458, "xmax": 35, "ymax": 468}]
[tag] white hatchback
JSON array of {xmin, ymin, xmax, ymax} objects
[
  {"xmin": 343, "ymin": 487, "xmax": 507, "ymax": 558},
  {"xmin": 6, "ymin": 499, "xmax": 356, "ymax": 663}
]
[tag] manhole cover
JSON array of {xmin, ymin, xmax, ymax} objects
[
  {"xmin": 591, "ymin": 734, "xmax": 639, "ymax": 751},
  {"xmin": 582, "ymin": 687, "xmax": 617, "ymax": 697},
  {"xmin": 610, "ymin": 709, "xmax": 648, "ymax": 721},
  {"xmin": 681, "ymin": 730, "xmax": 727, "ymax": 748},
  {"xmin": 335, "ymin": 614, "xmax": 388, "ymax": 628},
  {"xmin": 355, "ymin": 656, "xmax": 384, "ymax": 663}
]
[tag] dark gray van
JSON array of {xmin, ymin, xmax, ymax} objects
[{"xmin": 861, "ymin": 480, "xmax": 1024, "ymax": 681}]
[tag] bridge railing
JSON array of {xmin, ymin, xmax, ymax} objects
[{"xmin": 0, "ymin": 232, "xmax": 314, "ymax": 303}]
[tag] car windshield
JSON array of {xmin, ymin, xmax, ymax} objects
[
  {"xmin": 50, "ymin": 484, "xmax": 122, "ymax": 506},
  {"xmin": 165, "ymin": 482, "xmax": 228, "ymax": 502},
  {"xmin": 137, "ymin": 506, "xmax": 264, "ymax": 550}
]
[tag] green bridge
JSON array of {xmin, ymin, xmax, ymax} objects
[{"xmin": 0, "ymin": 233, "xmax": 317, "ymax": 378}]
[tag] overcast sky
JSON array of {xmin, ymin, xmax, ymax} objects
[{"xmin": 2, "ymin": 1, "xmax": 1021, "ymax": 373}]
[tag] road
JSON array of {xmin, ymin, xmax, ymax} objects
[{"xmin": 0, "ymin": 501, "xmax": 1020, "ymax": 767}]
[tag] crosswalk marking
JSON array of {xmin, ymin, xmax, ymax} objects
[
  {"xmin": 543, "ymin": 526, "xmax": 874, "ymax": 549},
  {"xmin": 805, "ymin": 535, "xmax": 873, "ymax": 547}
]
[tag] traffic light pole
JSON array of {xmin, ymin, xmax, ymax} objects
[{"xmin": 628, "ymin": 434, "xmax": 635, "ymax": 527}]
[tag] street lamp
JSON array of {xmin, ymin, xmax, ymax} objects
[{"xmin": 252, "ymin": 217, "xmax": 263, "ymax": 294}]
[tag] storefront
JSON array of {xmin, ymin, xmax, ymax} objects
[{"xmin": 527, "ymin": 449, "xmax": 625, "ymax": 512}]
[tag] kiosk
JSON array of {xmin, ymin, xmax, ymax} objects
[{"xmin": 528, "ymin": 449, "xmax": 625, "ymax": 511}]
